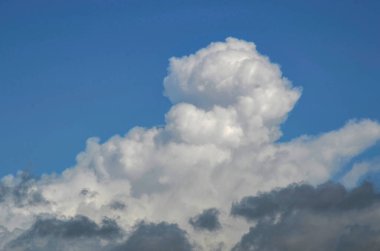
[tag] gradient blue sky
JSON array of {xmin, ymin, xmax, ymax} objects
[{"xmin": 1, "ymin": 0, "xmax": 379, "ymax": 177}]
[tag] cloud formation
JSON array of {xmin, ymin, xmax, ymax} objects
[
  {"xmin": 232, "ymin": 182, "xmax": 380, "ymax": 251},
  {"xmin": 0, "ymin": 172, "xmax": 48, "ymax": 208},
  {"xmin": 1, "ymin": 38, "xmax": 380, "ymax": 250},
  {"xmin": 113, "ymin": 222, "xmax": 192, "ymax": 251},
  {"xmin": 231, "ymin": 181, "xmax": 380, "ymax": 221},
  {"xmin": 3, "ymin": 215, "xmax": 122, "ymax": 251},
  {"xmin": 2, "ymin": 215, "xmax": 195, "ymax": 251}
]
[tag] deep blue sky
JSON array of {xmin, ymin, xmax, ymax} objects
[{"xmin": 1, "ymin": 0, "xmax": 379, "ymax": 177}]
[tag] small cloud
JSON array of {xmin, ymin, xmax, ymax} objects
[
  {"xmin": 189, "ymin": 208, "xmax": 221, "ymax": 231},
  {"xmin": 109, "ymin": 201, "xmax": 126, "ymax": 211}
]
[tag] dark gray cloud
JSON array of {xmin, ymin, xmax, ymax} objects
[
  {"xmin": 189, "ymin": 208, "xmax": 221, "ymax": 231},
  {"xmin": 0, "ymin": 172, "xmax": 49, "ymax": 207},
  {"xmin": 109, "ymin": 201, "xmax": 127, "ymax": 211},
  {"xmin": 18, "ymin": 215, "xmax": 121, "ymax": 239},
  {"xmin": 4, "ymin": 215, "xmax": 122, "ymax": 251},
  {"xmin": 4, "ymin": 218, "xmax": 192, "ymax": 251},
  {"xmin": 231, "ymin": 181, "xmax": 380, "ymax": 251},
  {"xmin": 336, "ymin": 225, "xmax": 380, "ymax": 251},
  {"xmin": 112, "ymin": 222, "xmax": 192, "ymax": 251},
  {"xmin": 231, "ymin": 181, "xmax": 379, "ymax": 221}
]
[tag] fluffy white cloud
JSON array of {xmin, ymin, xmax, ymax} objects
[
  {"xmin": 164, "ymin": 37, "xmax": 301, "ymax": 147},
  {"xmin": 1, "ymin": 38, "xmax": 380, "ymax": 250},
  {"xmin": 166, "ymin": 103, "xmax": 243, "ymax": 147}
]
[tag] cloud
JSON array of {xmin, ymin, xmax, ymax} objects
[
  {"xmin": 3, "ymin": 217, "xmax": 192, "ymax": 251},
  {"xmin": 109, "ymin": 201, "xmax": 127, "ymax": 211},
  {"xmin": 341, "ymin": 158, "xmax": 380, "ymax": 189},
  {"xmin": 4, "ymin": 215, "xmax": 123, "ymax": 251},
  {"xmin": 189, "ymin": 208, "xmax": 221, "ymax": 232},
  {"xmin": 164, "ymin": 37, "xmax": 301, "ymax": 147},
  {"xmin": 1, "ymin": 38, "xmax": 380, "ymax": 250},
  {"xmin": 231, "ymin": 181, "xmax": 380, "ymax": 221},
  {"xmin": 0, "ymin": 171, "xmax": 49, "ymax": 208},
  {"xmin": 231, "ymin": 182, "xmax": 380, "ymax": 251},
  {"xmin": 112, "ymin": 222, "xmax": 192, "ymax": 251},
  {"xmin": 336, "ymin": 225, "xmax": 380, "ymax": 251}
]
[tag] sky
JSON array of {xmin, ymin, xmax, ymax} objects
[
  {"xmin": 1, "ymin": 0, "xmax": 380, "ymax": 176},
  {"xmin": 1, "ymin": 1, "xmax": 380, "ymax": 251}
]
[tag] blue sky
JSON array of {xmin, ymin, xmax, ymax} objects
[
  {"xmin": 2, "ymin": 2, "xmax": 380, "ymax": 250},
  {"xmin": 1, "ymin": 0, "xmax": 380, "ymax": 177}
]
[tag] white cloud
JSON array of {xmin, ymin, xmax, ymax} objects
[
  {"xmin": 341, "ymin": 158, "xmax": 380, "ymax": 189},
  {"xmin": 166, "ymin": 103, "xmax": 243, "ymax": 147},
  {"xmin": 1, "ymin": 38, "xmax": 380, "ymax": 250}
]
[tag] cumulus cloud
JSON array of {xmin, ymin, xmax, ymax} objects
[
  {"xmin": 1, "ymin": 37, "xmax": 380, "ymax": 250},
  {"xmin": 164, "ymin": 37, "xmax": 301, "ymax": 147}
]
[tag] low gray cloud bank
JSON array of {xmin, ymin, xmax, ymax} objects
[
  {"xmin": 232, "ymin": 182, "xmax": 380, "ymax": 251},
  {"xmin": 4, "ymin": 215, "xmax": 122, "ymax": 251},
  {"xmin": 113, "ymin": 222, "xmax": 192, "ymax": 251},
  {"xmin": 4, "ymin": 217, "xmax": 193, "ymax": 251},
  {"xmin": 231, "ymin": 181, "xmax": 380, "ymax": 220},
  {"xmin": 3, "ymin": 181, "xmax": 380, "ymax": 251}
]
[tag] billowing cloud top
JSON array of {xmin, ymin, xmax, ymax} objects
[
  {"xmin": 1, "ymin": 38, "xmax": 380, "ymax": 251},
  {"xmin": 164, "ymin": 38, "xmax": 300, "ymax": 147}
]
